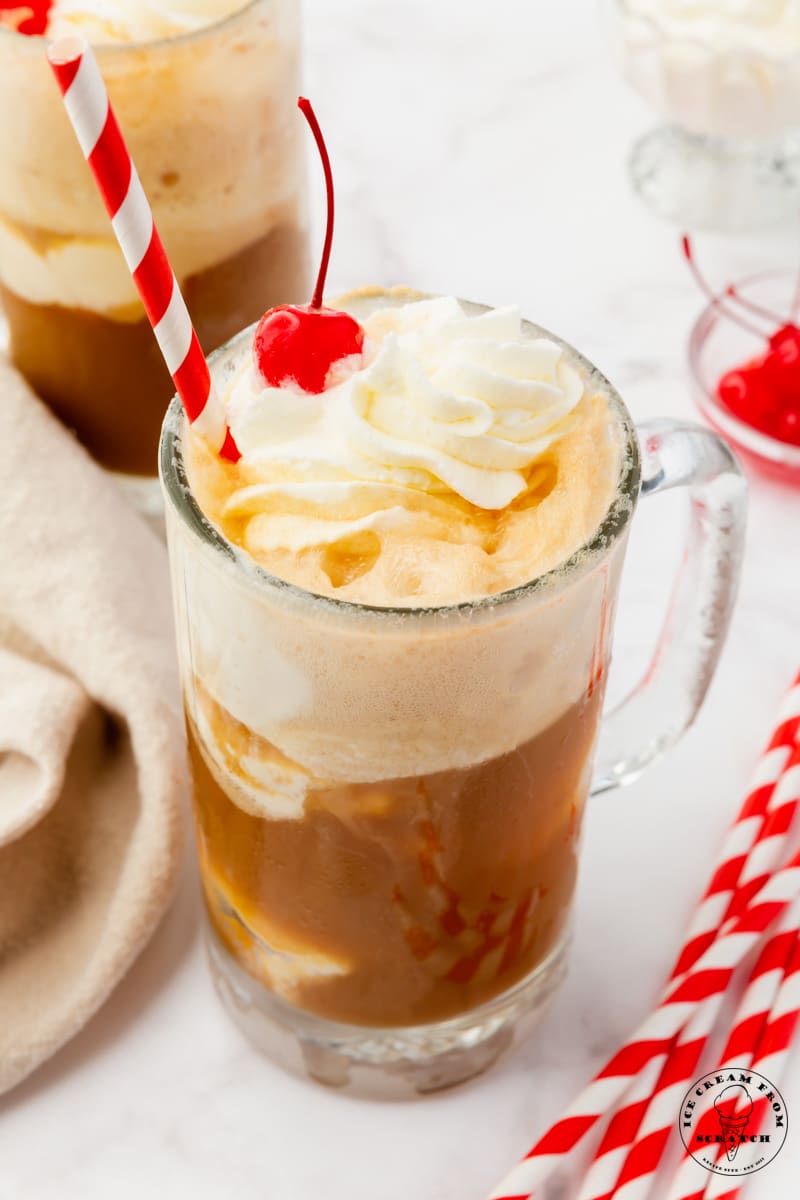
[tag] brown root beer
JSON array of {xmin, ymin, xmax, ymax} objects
[{"xmin": 188, "ymin": 683, "xmax": 603, "ymax": 1026}]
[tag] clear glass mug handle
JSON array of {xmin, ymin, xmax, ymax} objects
[{"xmin": 591, "ymin": 419, "xmax": 748, "ymax": 795}]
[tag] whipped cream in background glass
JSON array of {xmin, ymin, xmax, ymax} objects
[{"xmin": 609, "ymin": 0, "xmax": 800, "ymax": 227}]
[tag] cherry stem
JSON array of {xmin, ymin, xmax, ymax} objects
[
  {"xmin": 298, "ymin": 97, "xmax": 334, "ymax": 311},
  {"xmin": 681, "ymin": 235, "xmax": 765, "ymax": 341}
]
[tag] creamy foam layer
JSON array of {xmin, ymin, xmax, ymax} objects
[
  {"xmin": 0, "ymin": 0, "xmax": 304, "ymax": 312},
  {"xmin": 175, "ymin": 528, "xmax": 623, "ymax": 785},
  {"xmin": 189, "ymin": 292, "xmax": 622, "ymax": 607},
  {"xmin": 46, "ymin": 0, "xmax": 250, "ymax": 42}
]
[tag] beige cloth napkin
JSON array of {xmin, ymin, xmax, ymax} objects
[{"xmin": 0, "ymin": 360, "xmax": 185, "ymax": 1096}]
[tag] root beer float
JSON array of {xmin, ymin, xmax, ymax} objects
[
  {"xmin": 51, "ymin": 42, "xmax": 744, "ymax": 1091},
  {"xmin": 0, "ymin": 0, "xmax": 307, "ymax": 477},
  {"xmin": 183, "ymin": 283, "xmax": 623, "ymax": 1024},
  {"xmin": 158, "ymin": 101, "xmax": 631, "ymax": 1087}
]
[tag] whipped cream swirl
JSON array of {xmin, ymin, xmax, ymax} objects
[
  {"xmin": 46, "ymin": 0, "xmax": 249, "ymax": 42},
  {"xmin": 222, "ymin": 297, "xmax": 585, "ymax": 559}
]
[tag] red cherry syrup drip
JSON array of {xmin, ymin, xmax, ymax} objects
[
  {"xmin": 253, "ymin": 98, "xmax": 364, "ymax": 394},
  {"xmin": 683, "ymin": 236, "xmax": 800, "ymax": 447},
  {"xmin": 0, "ymin": 1, "xmax": 52, "ymax": 35}
]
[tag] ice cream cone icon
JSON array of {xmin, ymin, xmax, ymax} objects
[{"xmin": 715, "ymin": 1085, "xmax": 754, "ymax": 1162}]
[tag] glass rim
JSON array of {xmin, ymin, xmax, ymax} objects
[
  {"xmin": 159, "ymin": 305, "xmax": 642, "ymax": 621},
  {"xmin": 0, "ymin": 0, "xmax": 262, "ymax": 54}
]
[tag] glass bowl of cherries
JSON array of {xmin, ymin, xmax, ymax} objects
[{"xmin": 686, "ymin": 240, "xmax": 800, "ymax": 482}]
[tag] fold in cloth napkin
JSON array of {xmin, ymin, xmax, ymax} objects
[{"xmin": 0, "ymin": 360, "xmax": 185, "ymax": 1096}]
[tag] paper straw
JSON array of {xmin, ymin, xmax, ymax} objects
[
  {"xmin": 665, "ymin": 900, "xmax": 800, "ymax": 1200},
  {"xmin": 551, "ymin": 677, "xmax": 800, "ymax": 1200},
  {"xmin": 487, "ymin": 674, "xmax": 800, "ymax": 1200},
  {"xmin": 574, "ymin": 678, "xmax": 800, "ymax": 1200},
  {"xmin": 47, "ymin": 37, "xmax": 239, "ymax": 462},
  {"xmin": 573, "ymin": 1001, "xmax": 718, "ymax": 1200},
  {"xmin": 487, "ymin": 847, "xmax": 800, "ymax": 1200},
  {"xmin": 552, "ymin": 676, "xmax": 800, "ymax": 1200},
  {"xmin": 600, "ymin": 899, "xmax": 799, "ymax": 1200},
  {"xmin": 575, "ymin": 735, "xmax": 800, "ymax": 1200},
  {"xmin": 674, "ymin": 673, "xmax": 800, "ymax": 979}
]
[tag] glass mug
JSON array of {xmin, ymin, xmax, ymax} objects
[
  {"xmin": 0, "ymin": 1, "xmax": 307, "ymax": 509},
  {"xmin": 159, "ymin": 300, "xmax": 747, "ymax": 1095}
]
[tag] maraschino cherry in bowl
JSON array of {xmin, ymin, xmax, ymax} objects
[{"xmin": 686, "ymin": 245, "xmax": 800, "ymax": 483}]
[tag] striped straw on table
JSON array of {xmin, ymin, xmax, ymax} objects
[
  {"xmin": 488, "ymin": 672, "xmax": 800, "ymax": 1200},
  {"xmin": 47, "ymin": 37, "xmax": 239, "ymax": 462},
  {"xmin": 666, "ymin": 901, "xmax": 800, "ymax": 1200},
  {"xmin": 583, "ymin": 889, "xmax": 800, "ymax": 1200},
  {"xmin": 488, "ymin": 850, "xmax": 800, "ymax": 1199},
  {"xmin": 574, "ymin": 731, "xmax": 800, "ymax": 1200},
  {"xmin": 673, "ymin": 676, "xmax": 800, "ymax": 978}
]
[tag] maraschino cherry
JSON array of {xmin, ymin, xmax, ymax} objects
[
  {"xmin": 254, "ymin": 98, "xmax": 364, "ymax": 394},
  {"xmin": 683, "ymin": 236, "xmax": 800, "ymax": 447},
  {"xmin": 0, "ymin": 1, "xmax": 52, "ymax": 35}
]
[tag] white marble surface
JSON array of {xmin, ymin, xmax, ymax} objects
[{"xmin": 3, "ymin": 0, "xmax": 800, "ymax": 1196}]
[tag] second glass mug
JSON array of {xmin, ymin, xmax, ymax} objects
[
  {"xmin": 160, "ymin": 300, "xmax": 747, "ymax": 1095},
  {"xmin": 0, "ymin": 0, "xmax": 307, "ymax": 506}
]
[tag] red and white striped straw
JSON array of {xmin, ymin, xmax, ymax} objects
[
  {"xmin": 487, "ymin": 848, "xmax": 800, "ymax": 1200},
  {"xmin": 47, "ymin": 37, "xmax": 239, "ymax": 463},
  {"xmin": 706, "ymin": 927, "xmax": 800, "ymax": 1200},
  {"xmin": 487, "ymin": 674, "xmax": 800, "ymax": 1200},
  {"xmin": 666, "ymin": 899, "xmax": 800, "ymax": 1200},
  {"xmin": 575, "ymin": 730, "xmax": 800, "ymax": 1200},
  {"xmin": 573, "ymin": 1001, "xmax": 718, "ymax": 1200},
  {"xmin": 673, "ymin": 673, "xmax": 800, "ymax": 979},
  {"xmin": 590, "ymin": 894, "xmax": 799, "ymax": 1200}
]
